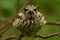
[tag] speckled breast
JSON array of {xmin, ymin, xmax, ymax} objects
[{"xmin": 17, "ymin": 19, "xmax": 41, "ymax": 35}]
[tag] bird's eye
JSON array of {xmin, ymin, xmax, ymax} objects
[
  {"xmin": 34, "ymin": 9, "xmax": 37, "ymax": 11},
  {"xmin": 24, "ymin": 8, "xmax": 28, "ymax": 12}
]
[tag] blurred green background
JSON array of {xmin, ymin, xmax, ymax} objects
[{"xmin": 0, "ymin": 0, "xmax": 60, "ymax": 40}]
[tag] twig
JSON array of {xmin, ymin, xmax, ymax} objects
[
  {"xmin": 0, "ymin": 36, "xmax": 16, "ymax": 40},
  {"xmin": 0, "ymin": 16, "xmax": 16, "ymax": 37},
  {"xmin": 0, "ymin": 24, "xmax": 11, "ymax": 37},
  {"xmin": 6, "ymin": 36, "xmax": 16, "ymax": 40},
  {"xmin": 35, "ymin": 32, "xmax": 60, "ymax": 39},
  {"xmin": 47, "ymin": 21, "xmax": 60, "ymax": 25},
  {"xmin": 0, "ymin": 34, "xmax": 24, "ymax": 40},
  {"xmin": 0, "ymin": 32, "xmax": 60, "ymax": 40}
]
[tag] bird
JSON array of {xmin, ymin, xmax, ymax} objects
[{"xmin": 12, "ymin": 5, "xmax": 46, "ymax": 40}]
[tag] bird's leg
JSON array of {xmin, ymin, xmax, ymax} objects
[{"xmin": 35, "ymin": 32, "xmax": 60, "ymax": 39}]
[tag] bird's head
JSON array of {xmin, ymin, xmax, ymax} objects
[{"xmin": 23, "ymin": 5, "xmax": 38, "ymax": 19}]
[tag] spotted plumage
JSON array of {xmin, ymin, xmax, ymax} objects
[{"xmin": 13, "ymin": 5, "xmax": 46, "ymax": 36}]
